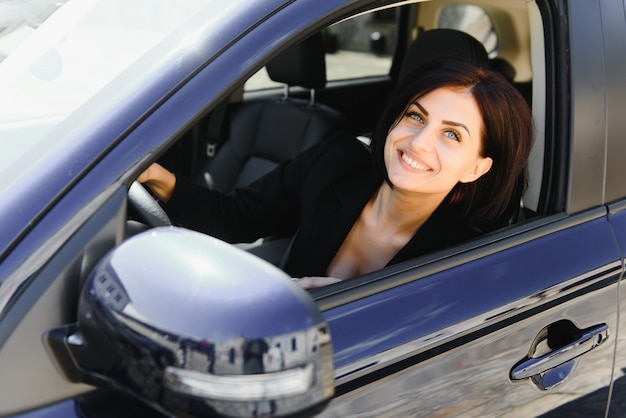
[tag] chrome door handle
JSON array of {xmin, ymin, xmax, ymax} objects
[{"xmin": 511, "ymin": 323, "xmax": 608, "ymax": 381}]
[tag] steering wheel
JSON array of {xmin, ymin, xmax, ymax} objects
[{"xmin": 127, "ymin": 181, "xmax": 171, "ymax": 227}]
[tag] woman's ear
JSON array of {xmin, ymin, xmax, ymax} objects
[{"xmin": 460, "ymin": 156, "xmax": 493, "ymax": 183}]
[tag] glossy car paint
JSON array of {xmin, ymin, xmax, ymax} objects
[
  {"xmin": 608, "ymin": 201, "xmax": 626, "ymax": 417},
  {"xmin": 320, "ymin": 210, "xmax": 620, "ymax": 416}
]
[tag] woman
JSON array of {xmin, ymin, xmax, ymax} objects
[{"xmin": 138, "ymin": 59, "xmax": 534, "ymax": 286}]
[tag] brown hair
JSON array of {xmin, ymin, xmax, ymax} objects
[{"xmin": 371, "ymin": 59, "xmax": 534, "ymax": 231}]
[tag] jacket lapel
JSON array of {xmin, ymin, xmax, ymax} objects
[
  {"xmin": 308, "ymin": 168, "xmax": 381, "ymax": 274},
  {"xmin": 390, "ymin": 205, "xmax": 479, "ymax": 266}
]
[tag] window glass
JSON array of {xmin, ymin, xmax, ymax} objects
[
  {"xmin": 244, "ymin": 9, "xmax": 398, "ymax": 91},
  {"xmin": 437, "ymin": 4, "xmax": 498, "ymax": 56},
  {"xmin": 0, "ymin": 0, "xmax": 68, "ymax": 62},
  {"xmin": 0, "ymin": 0, "xmax": 213, "ymax": 186},
  {"xmin": 324, "ymin": 10, "xmax": 396, "ymax": 81}
]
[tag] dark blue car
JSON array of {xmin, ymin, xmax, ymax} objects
[{"xmin": 2, "ymin": 0, "xmax": 626, "ymax": 416}]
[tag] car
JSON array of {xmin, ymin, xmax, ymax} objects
[{"xmin": 2, "ymin": 0, "xmax": 626, "ymax": 416}]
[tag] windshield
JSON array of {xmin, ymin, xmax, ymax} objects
[
  {"xmin": 0, "ymin": 0, "xmax": 66, "ymax": 61},
  {"xmin": 0, "ymin": 0, "xmax": 209, "ymax": 181}
]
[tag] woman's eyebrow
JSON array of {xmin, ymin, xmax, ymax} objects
[
  {"xmin": 412, "ymin": 101, "xmax": 428, "ymax": 116},
  {"xmin": 443, "ymin": 120, "xmax": 471, "ymax": 138},
  {"xmin": 413, "ymin": 100, "xmax": 471, "ymax": 138}
]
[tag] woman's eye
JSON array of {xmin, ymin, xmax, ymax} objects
[
  {"xmin": 444, "ymin": 130, "xmax": 461, "ymax": 142},
  {"xmin": 407, "ymin": 112, "xmax": 424, "ymax": 123}
]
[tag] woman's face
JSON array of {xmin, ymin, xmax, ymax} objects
[{"xmin": 383, "ymin": 86, "xmax": 493, "ymax": 199}]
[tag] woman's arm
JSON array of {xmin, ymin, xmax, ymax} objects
[
  {"xmin": 291, "ymin": 276, "xmax": 342, "ymax": 289},
  {"xmin": 136, "ymin": 159, "xmax": 302, "ymax": 243},
  {"xmin": 137, "ymin": 163, "xmax": 177, "ymax": 203}
]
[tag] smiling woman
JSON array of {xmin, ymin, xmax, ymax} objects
[
  {"xmin": 382, "ymin": 88, "xmax": 491, "ymax": 214},
  {"xmin": 329, "ymin": 86, "xmax": 494, "ymax": 280},
  {"xmin": 371, "ymin": 59, "xmax": 534, "ymax": 233},
  {"xmin": 139, "ymin": 58, "xmax": 534, "ymax": 285}
]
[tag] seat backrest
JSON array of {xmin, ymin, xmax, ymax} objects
[
  {"xmin": 355, "ymin": 29, "xmax": 489, "ymax": 144},
  {"xmin": 198, "ymin": 33, "xmax": 346, "ymax": 192},
  {"xmin": 397, "ymin": 28, "xmax": 489, "ymax": 83}
]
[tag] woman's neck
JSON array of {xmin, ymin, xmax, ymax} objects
[
  {"xmin": 367, "ymin": 183, "xmax": 446, "ymax": 237},
  {"xmin": 326, "ymin": 184, "xmax": 447, "ymax": 279}
]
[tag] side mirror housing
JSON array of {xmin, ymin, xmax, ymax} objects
[{"xmin": 46, "ymin": 228, "xmax": 334, "ymax": 417}]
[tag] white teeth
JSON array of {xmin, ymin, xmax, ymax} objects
[{"xmin": 401, "ymin": 153, "xmax": 429, "ymax": 170}]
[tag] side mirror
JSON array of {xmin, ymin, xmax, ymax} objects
[{"xmin": 46, "ymin": 227, "xmax": 334, "ymax": 418}]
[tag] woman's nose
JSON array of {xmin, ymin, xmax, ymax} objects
[{"xmin": 410, "ymin": 126, "xmax": 436, "ymax": 152}]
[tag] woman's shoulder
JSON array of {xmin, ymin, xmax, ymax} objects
[
  {"xmin": 304, "ymin": 131, "xmax": 373, "ymax": 169},
  {"xmin": 270, "ymin": 130, "xmax": 378, "ymax": 201}
]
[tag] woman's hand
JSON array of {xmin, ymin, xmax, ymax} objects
[
  {"xmin": 137, "ymin": 163, "xmax": 177, "ymax": 203},
  {"xmin": 291, "ymin": 276, "xmax": 342, "ymax": 289}
]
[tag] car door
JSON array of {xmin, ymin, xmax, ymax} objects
[{"xmin": 317, "ymin": 211, "xmax": 619, "ymax": 417}]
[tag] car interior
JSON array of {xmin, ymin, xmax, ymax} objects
[
  {"xmin": 133, "ymin": 0, "xmax": 551, "ymax": 272},
  {"xmin": 195, "ymin": 32, "xmax": 347, "ymax": 193}
]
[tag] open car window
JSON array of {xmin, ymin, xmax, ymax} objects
[{"xmin": 151, "ymin": 0, "xmax": 546, "ymax": 289}]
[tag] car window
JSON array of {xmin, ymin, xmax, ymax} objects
[
  {"xmin": 324, "ymin": 9, "xmax": 397, "ymax": 81},
  {"xmin": 0, "ymin": 0, "xmax": 219, "ymax": 191},
  {"xmin": 0, "ymin": 0, "xmax": 67, "ymax": 62},
  {"xmin": 244, "ymin": 9, "xmax": 398, "ymax": 92}
]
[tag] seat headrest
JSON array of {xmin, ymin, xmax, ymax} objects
[
  {"xmin": 398, "ymin": 29, "xmax": 489, "ymax": 83},
  {"xmin": 266, "ymin": 32, "xmax": 327, "ymax": 90},
  {"xmin": 490, "ymin": 57, "xmax": 516, "ymax": 81}
]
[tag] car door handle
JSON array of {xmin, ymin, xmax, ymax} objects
[{"xmin": 511, "ymin": 323, "xmax": 608, "ymax": 381}]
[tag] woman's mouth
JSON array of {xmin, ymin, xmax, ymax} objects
[{"xmin": 401, "ymin": 152, "xmax": 432, "ymax": 171}]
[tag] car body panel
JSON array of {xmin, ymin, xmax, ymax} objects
[
  {"xmin": 318, "ymin": 210, "xmax": 620, "ymax": 416},
  {"xmin": 567, "ymin": 0, "xmax": 603, "ymax": 212},
  {"xmin": 607, "ymin": 201, "xmax": 626, "ymax": 416},
  {"xmin": 599, "ymin": 0, "xmax": 626, "ymax": 203},
  {"xmin": 0, "ymin": 189, "xmax": 125, "ymax": 414}
]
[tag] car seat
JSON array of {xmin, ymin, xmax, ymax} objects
[
  {"xmin": 356, "ymin": 28, "xmax": 490, "ymax": 147},
  {"xmin": 196, "ymin": 32, "xmax": 346, "ymax": 192},
  {"xmin": 397, "ymin": 28, "xmax": 489, "ymax": 83}
]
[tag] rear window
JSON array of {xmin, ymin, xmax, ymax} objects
[
  {"xmin": 437, "ymin": 4, "xmax": 498, "ymax": 56},
  {"xmin": 245, "ymin": 9, "xmax": 399, "ymax": 92}
]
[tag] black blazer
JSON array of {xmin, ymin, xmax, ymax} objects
[{"xmin": 165, "ymin": 132, "xmax": 480, "ymax": 277}]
